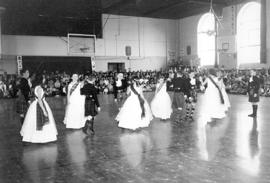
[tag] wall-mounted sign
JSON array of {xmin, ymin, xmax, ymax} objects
[
  {"xmin": 17, "ymin": 56, "xmax": 23, "ymax": 71},
  {"xmin": 91, "ymin": 59, "xmax": 96, "ymax": 71}
]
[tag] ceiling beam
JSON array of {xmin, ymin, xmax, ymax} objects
[
  {"xmin": 143, "ymin": 0, "xmax": 187, "ymax": 16},
  {"xmin": 176, "ymin": 3, "xmax": 223, "ymax": 18},
  {"xmin": 227, "ymin": 0, "xmax": 249, "ymax": 6},
  {"xmin": 188, "ymin": 0, "xmax": 228, "ymax": 6},
  {"xmin": 103, "ymin": 0, "xmax": 134, "ymax": 13},
  {"xmin": 177, "ymin": 5, "xmax": 210, "ymax": 18},
  {"xmin": 143, "ymin": 0, "xmax": 227, "ymax": 17}
]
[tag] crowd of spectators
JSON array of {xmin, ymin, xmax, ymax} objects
[
  {"xmin": 0, "ymin": 73, "xmax": 18, "ymax": 98},
  {"xmin": 1, "ymin": 68, "xmax": 270, "ymax": 99},
  {"xmin": 92, "ymin": 71, "xmax": 162, "ymax": 94},
  {"xmin": 222, "ymin": 69, "xmax": 270, "ymax": 97},
  {"xmin": 0, "ymin": 70, "xmax": 164, "ymax": 98}
]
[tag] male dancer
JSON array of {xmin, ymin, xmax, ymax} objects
[
  {"xmin": 113, "ymin": 73, "xmax": 127, "ymax": 111},
  {"xmin": 172, "ymin": 71, "xmax": 186, "ymax": 122},
  {"xmin": 113, "ymin": 73, "xmax": 127, "ymax": 102},
  {"xmin": 248, "ymin": 70, "xmax": 261, "ymax": 118},
  {"xmin": 80, "ymin": 75, "xmax": 100, "ymax": 135},
  {"xmin": 16, "ymin": 70, "xmax": 31, "ymax": 124},
  {"xmin": 185, "ymin": 72, "xmax": 196, "ymax": 121}
]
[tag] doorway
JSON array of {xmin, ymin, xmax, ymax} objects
[{"xmin": 108, "ymin": 63, "xmax": 125, "ymax": 72}]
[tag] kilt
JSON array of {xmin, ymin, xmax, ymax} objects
[
  {"xmin": 248, "ymin": 89, "xmax": 259, "ymax": 103},
  {"xmin": 85, "ymin": 99, "xmax": 98, "ymax": 117},
  {"xmin": 172, "ymin": 92, "xmax": 185, "ymax": 109},
  {"xmin": 16, "ymin": 98, "xmax": 28, "ymax": 114}
]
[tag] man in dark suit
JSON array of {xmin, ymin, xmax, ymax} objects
[
  {"xmin": 172, "ymin": 71, "xmax": 187, "ymax": 122},
  {"xmin": 183, "ymin": 72, "xmax": 195, "ymax": 121},
  {"xmin": 248, "ymin": 70, "xmax": 261, "ymax": 117},
  {"xmin": 80, "ymin": 75, "xmax": 100, "ymax": 135},
  {"xmin": 16, "ymin": 70, "xmax": 31, "ymax": 124}
]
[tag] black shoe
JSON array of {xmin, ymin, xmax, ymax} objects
[
  {"xmin": 82, "ymin": 126, "xmax": 88, "ymax": 134},
  {"xmin": 86, "ymin": 128, "xmax": 94, "ymax": 135},
  {"xmin": 20, "ymin": 117, "xmax": 24, "ymax": 125},
  {"xmin": 88, "ymin": 119, "xmax": 95, "ymax": 135},
  {"xmin": 83, "ymin": 120, "xmax": 90, "ymax": 134},
  {"xmin": 89, "ymin": 128, "xmax": 95, "ymax": 135},
  {"xmin": 249, "ymin": 105, "xmax": 258, "ymax": 118}
]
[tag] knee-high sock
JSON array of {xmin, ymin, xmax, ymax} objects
[
  {"xmin": 253, "ymin": 105, "xmax": 258, "ymax": 116},
  {"xmin": 89, "ymin": 118, "xmax": 94, "ymax": 131}
]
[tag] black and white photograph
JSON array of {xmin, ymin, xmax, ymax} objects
[{"xmin": 0, "ymin": 0, "xmax": 269, "ymax": 182}]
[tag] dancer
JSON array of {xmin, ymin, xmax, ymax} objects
[
  {"xmin": 20, "ymin": 85, "xmax": 58, "ymax": 143},
  {"xmin": 150, "ymin": 75, "xmax": 172, "ymax": 120},
  {"xmin": 116, "ymin": 76, "xmax": 153, "ymax": 130},
  {"xmin": 16, "ymin": 70, "xmax": 31, "ymax": 125},
  {"xmin": 200, "ymin": 68, "xmax": 228, "ymax": 123},
  {"xmin": 63, "ymin": 74, "xmax": 85, "ymax": 129},
  {"xmin": 80, "ymin": 75, "xmax": 100, "ymax": 135},
  {"xmin": 248, "ymin": 70, "xmax": 260, "ymax": 117},
  {"xmin": 113, "ymin": 73, "xmax": 127, "ymax": 102},
  {"xmin": 172, "ymin": 71, "xmax": 186, "ymax": 122},
  {"xmin": 218, "ymin": 71, "xmax": 230, "ymax": 112},
  {"xmin": 185, "ymin": 72, "xmax": 197, "ymax": 121}
]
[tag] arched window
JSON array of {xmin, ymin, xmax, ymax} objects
[
  {"xmin": 237, "ymin": 2, "xmax": 261, "ymax": 64},
  {"xmin": 197, "ymin": 13, "xmax": 215, "ymax": 66}
]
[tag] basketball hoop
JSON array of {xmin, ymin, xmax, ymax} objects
[
  {"xmin": 198, "ymin": 30, "xmax": 216, "ymax": 36},
  {"xmin": 206, "ymin": 30, "xmax": 216, "ymax": 36},
  {"xmin": 67, "ymin": 33, "xmax": 96, "ymax": 56}
]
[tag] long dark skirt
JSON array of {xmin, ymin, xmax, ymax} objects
[{"xmin": 85, "ymin": 100, "xmax": 98, "ymax": 117}]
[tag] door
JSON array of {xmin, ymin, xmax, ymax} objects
[{"xmin": 108, "ymin": 63, "xmax": 125, "ymax": 72}]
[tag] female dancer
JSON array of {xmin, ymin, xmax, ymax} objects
[
  {"xmin": 63, "ymin": 74, "xmax": 85, "ymax": 129},
  {"xmin": 218, "ymin": 71, "xmax": 230, "ymax": 112},
  {"xmin": 151, "ymin": 76, "xmax": 172, "ymax": 120},
  {"xmin": 20, "ymin": 85, "xmax": 58, "ymax": 143},
  {"xmin": 116, "ymin": 77, "xmax": 153, "ymax": 130},
  {"xmin": 200, "ymin": 68, "xmax": 229, "ymax": 123}
]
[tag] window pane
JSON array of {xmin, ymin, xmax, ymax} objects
[
  {"xmin": 197, "ymin": 13, "xmax": 215, "ymax": 66},
  {"xmin": 237, "ymin": 2, "xmax": 261, "ymax": 64}
]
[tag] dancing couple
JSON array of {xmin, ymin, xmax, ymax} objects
[{"xmin": 64, "ymin": 73, "xmax": 100, "ymax": 135}]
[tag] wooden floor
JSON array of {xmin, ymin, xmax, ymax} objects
[{"xmin": 0, "ymin": 93, "xmax": 270, "ymax": 183}]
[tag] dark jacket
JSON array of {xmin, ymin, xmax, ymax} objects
[
  {"xmin": 248, "ymin": 76, "xmax": 260, "ymax": 95},
  {"xmin": 184, "ymin": 77, "xmax": 192, "ymax": 97},
  {"xmin": 80, "ymin": 82, "xmax": 100, "ymax": 108},
  {"xmin": 113, "ymin": 79, "xmax": 127, "ymax": 99},
  {"xmin": 173, "ymin": 77, "xmax": 186, "ymax": 94},
  {"xmin": 248, "ymin": 76, "xmax": 260, "ymax": 103},
  {"xmin": 19, "ymin": 78, "xmax": 31, "ymax": 102}
]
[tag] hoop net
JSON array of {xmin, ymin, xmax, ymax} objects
[{"xmin": 67, "ymin": 33, "xmax": 96, "ymax": 56}]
